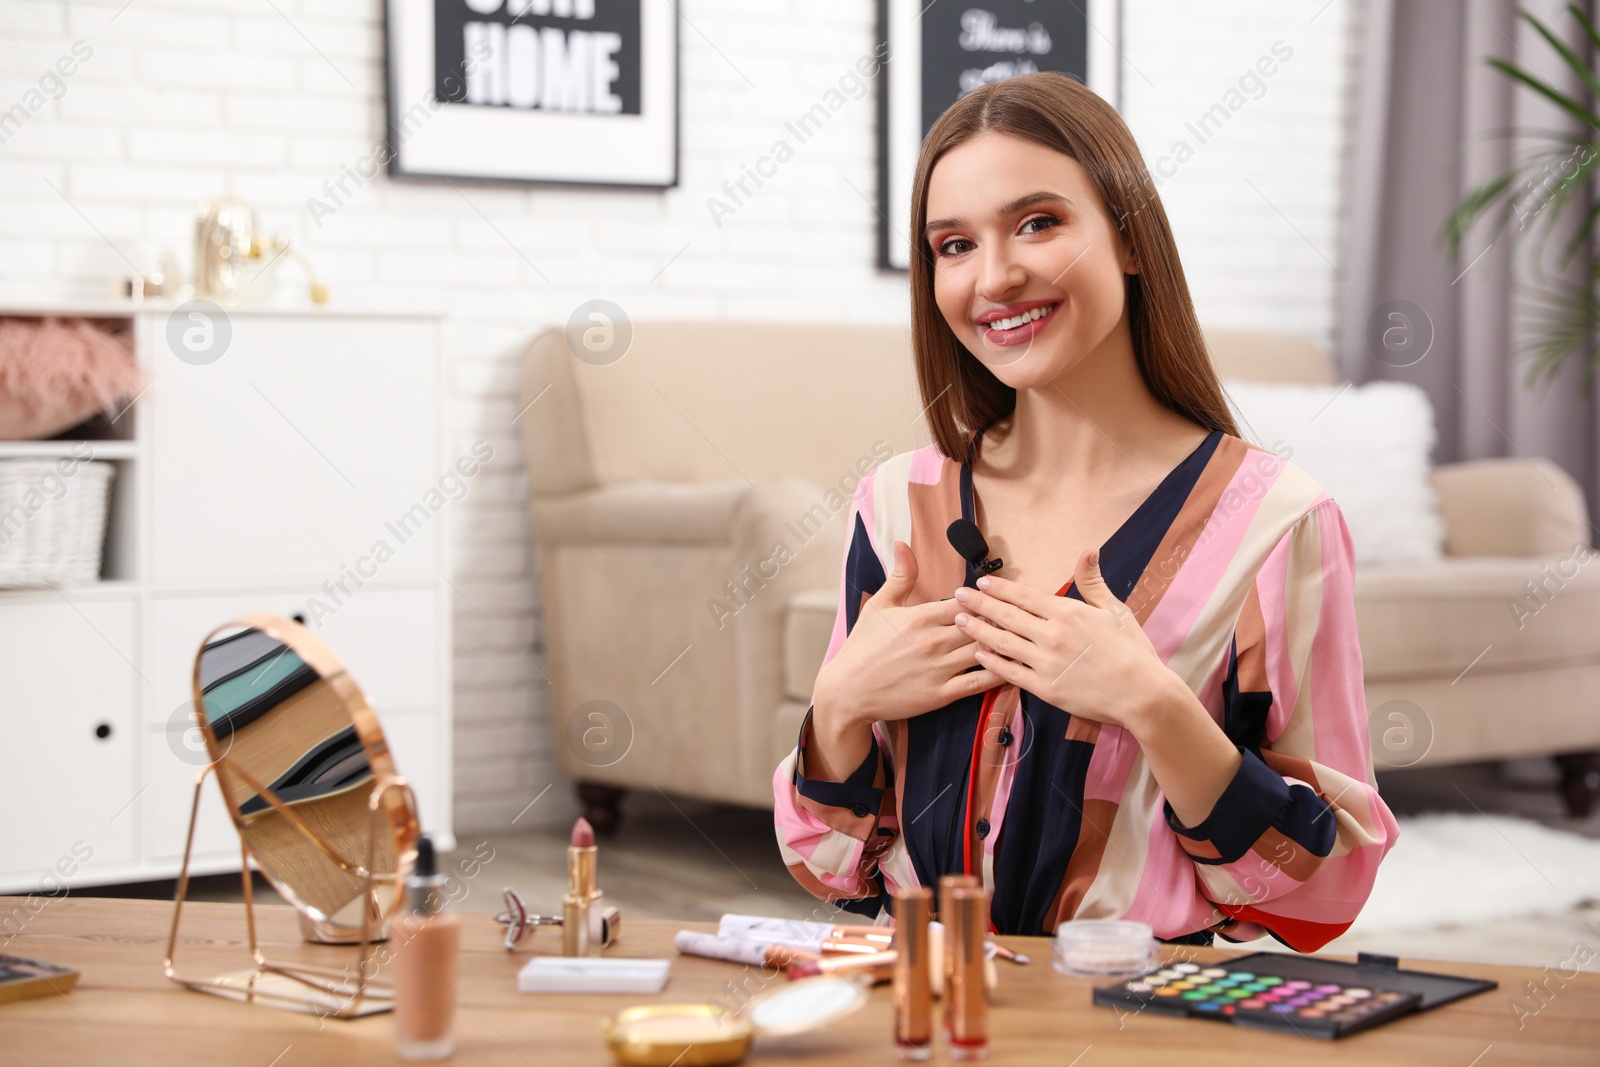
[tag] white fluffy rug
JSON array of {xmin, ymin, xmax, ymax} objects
[{"xmin": 1345, "ymin": 813, "xmax": 1600, "ymax": 935}]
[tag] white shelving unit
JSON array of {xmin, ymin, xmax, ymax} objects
[{"xmin": 0, "ymin": 302, "xmax": 453, "ymax": 895}]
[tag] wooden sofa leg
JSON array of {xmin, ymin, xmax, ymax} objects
[
  {"xmin": 576, "ymin": 783, "xmax": 626, "ymax": 836},
  {"xmin": 1554, "ymin": 752, "xmax": 1600, "ymax": 818}
]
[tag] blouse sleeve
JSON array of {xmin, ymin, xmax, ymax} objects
[
  {"xmin": 1162, "ymin": 498, "xmax": 1400, "ymax": 952},
  {"xmin": 771, "ymin": 470, "xmax": 903, "ymax": 918}
]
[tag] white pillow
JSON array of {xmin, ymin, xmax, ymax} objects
[{"xmin": 1221, "ymin": 378, "xmax": 1445, "ymax": 566}]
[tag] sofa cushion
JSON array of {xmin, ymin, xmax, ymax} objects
[
  {"xmin": 561, "ymin": 321, "xmax": 927, "ymax": 493},
  {"xmin": 1223, "ymin": 378, "xmax": 1445, "ymax": 566},
  {"xmin": 783, "ymin": 588, "xmax": 838, "ymax": 703},
  {"xmin": 1356, "ymin": 552, "xmax": 1600, "ymax": 681}
]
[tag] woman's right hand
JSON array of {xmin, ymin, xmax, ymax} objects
[{"xmin": 805, "ymin": 540, "xmax": 1002, "ymax": 780}]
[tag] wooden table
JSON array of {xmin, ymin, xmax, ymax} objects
[{"xmin": 2, "ymin": 896, "xmax": 1596, "ymax": 1065}]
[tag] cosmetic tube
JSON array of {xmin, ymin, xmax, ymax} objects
[
  {"xmin": 947, "ymin": 885, "xmax": 989, "ymax": 1061},
  {"xmin": 673, "ymin": 930, "xmax": 820, "ymax": 969},
  {"xmin": 937, "ymin": 875, "xmax": 979, "ymax": 1033},
  {"xmin": 784, "ymin": 950, "xmax": 897, "ymax": 983},
  {"xmin": 892, "ymin": 887, "xmax": 934, "ymax": 1061},
  {"xmin": 393, "ymin": 836, "xmax": 460, "ymax": 1062},
  {"xmin": 718, "ymin": 914, "xmax": 895, "ymax": 952},
  {"xmin": 564, "ymin": 817, "xmax": 603, "ymax": 957}
]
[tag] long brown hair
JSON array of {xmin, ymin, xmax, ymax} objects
[{"xmin": 909, "ymin": 71, "xmax": 1239, "ymax": 463}]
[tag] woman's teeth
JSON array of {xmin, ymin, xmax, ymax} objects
[{"xmin": 987, "ymin": 303, "xmax": 1058, "ymax": 332}]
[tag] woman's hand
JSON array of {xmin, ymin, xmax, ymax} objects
[
  {"xmin": 812, "ymin": 540, "xmax": 1002, "ymax": 749},
  {"xmin": 951, "ymin": 547, "xmax": 1173, "ymax": 732}
]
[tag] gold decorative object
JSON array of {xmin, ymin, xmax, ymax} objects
[
  {"xmin": 193, "ymin": 198, "xmax": 330, "ymax": 305},
  {"xmin": 163, "ymin": 613, "xmax": 420, "ymax": 1018}
]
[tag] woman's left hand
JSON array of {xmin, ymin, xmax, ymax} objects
[{"xmin": 952, "ymin": 547, "xmax": 1174, "ymax": 731}]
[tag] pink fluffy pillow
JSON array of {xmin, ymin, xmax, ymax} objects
[{"xmin": 0, "ymin": 317, "xmax": 143, "ymax": 440}]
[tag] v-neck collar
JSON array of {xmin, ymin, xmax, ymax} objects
[{"xmin": 957, "ymin": 428, "xmax": 1224, "ymax": 600}]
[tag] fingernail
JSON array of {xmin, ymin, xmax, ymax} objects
[
  {"xmin": 975, "ymin": 649, "xmax": 987, "ymax": 659},
  {"xmin": 954, "ymin": 613, "xmax": 969, "ymax": 626},
  {"xmin": 976, "ymin": 575, "xmax": 991, "ymax": 589},
  {"xmin": 953, "ymin": 587, "xmax": 971, "ymax": 601}
]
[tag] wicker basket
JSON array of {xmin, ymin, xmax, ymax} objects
[{"xmin": 0, "ymin": 458, "xmax": 115, "ymax": 587}]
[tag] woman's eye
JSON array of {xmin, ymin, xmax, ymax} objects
[
  {"xmin": 934, "ymin": 237, "xmax": 972, "ymax": 258},
  {"xmin": 1020, "ymin": 213, "xmax": 1061, "ymax": 234}
]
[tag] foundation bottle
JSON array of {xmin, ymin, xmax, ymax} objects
[{"xmin": 393, "ymin": 836, "xmax": 461, "ymax": 1062}]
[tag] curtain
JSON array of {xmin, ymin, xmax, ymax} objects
[{"xmin": 1338, "ymin": 0, "xmax": 1600, "ymax": 530}]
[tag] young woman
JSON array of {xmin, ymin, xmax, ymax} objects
[{"xmin": 772, "ymin": 72, "xmax": 1398, "ymax": 951}]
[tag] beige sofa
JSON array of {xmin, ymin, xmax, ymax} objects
[{"xmin": 519, "ymin": 322, "xmax": 1600, "ymax": 830}]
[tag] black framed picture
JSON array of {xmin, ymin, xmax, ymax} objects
[
  {"xmin": 876, "ymin": 0, "xmax": 1120, "ymax": 270},
  {"xmin": 384, "ymin": 0, "xmax": 678, "ymax": 188}
]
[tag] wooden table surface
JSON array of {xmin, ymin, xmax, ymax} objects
[{"xmin": 1, "ymin": 896, "xmax": 1596, "ymax": 1065}]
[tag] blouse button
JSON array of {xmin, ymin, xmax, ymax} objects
[
  {"xmin": 850, "ymin": 803, "xmax": 870, "ymax": 818},
  {"xmin": 975, "ymin": 818, "xmax": 991, "ymax": 839},
  {"xmin": 997, "ymin": 726, "xmax": 1013, "ymax": 747}
]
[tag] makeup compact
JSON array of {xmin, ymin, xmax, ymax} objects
[
  {"xmin": 1092, "ymin": 951, "xmax": 1497, "ymax": 1039},
  {"xmin": 604, "ymin": 973, "xmax": 870, "ymax": 1067}
]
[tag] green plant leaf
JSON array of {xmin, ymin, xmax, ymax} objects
[
  {"xmin": 1488, "ymin": 57, "xmax": 1600, "ymax": 132},
  {"xmin": 1568, "ymin": 2, "xmax": 1600, "ymax": 56},
  {"xmin": 1520, "ymin": 8, "xmax": 1600, "ymax": 103}
]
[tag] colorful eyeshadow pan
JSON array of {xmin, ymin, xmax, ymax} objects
[{"xmin": 1092, "ymin": 960, "xmax": 1427, "ymax": 1039}]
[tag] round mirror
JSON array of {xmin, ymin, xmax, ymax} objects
[{"xmin": 192, "ymin": 613, "xmax": 419, "ymax": 940}]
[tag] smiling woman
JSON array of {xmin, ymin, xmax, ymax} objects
[{"xmin": 772, "ymin": 72, "xmax": 1399, "ymax": 952}]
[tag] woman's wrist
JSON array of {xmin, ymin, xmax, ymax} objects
[
  {"xmin": 1123, "ymin": 665, "xmax": 1192, "ymax": 740},
  {"xmin": 807, "ymin": 688, "xmax": 875, "ymax": 782}
]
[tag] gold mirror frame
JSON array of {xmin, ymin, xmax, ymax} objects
[{"xmin": 163, "ymin": 613, "xmax": 421, "ymax": 1018}]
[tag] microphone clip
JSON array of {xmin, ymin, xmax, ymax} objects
[{"xmin": 946, "ymin": 518, "xmax": 1004, "ymax": 578}]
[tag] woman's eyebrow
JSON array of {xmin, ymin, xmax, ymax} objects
[{"xmin": 923, "ymin": 191, "xmax": 1073, "ymax": 238}]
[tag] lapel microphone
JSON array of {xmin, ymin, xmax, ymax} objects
[{"xmin": 947, "ymin": 518, "xmax": 1004, "ymax": 577}]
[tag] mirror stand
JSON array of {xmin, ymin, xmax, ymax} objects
[{"xmin": 164, "ymin": 767, "xmax": 416, "ymax": 1019}]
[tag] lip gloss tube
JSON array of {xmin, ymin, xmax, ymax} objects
[
  {"xmin": 938, "ymin": 875, "xmax": 980, "ymax": 1034},
  {"xmin": 947, "ymin": 885, "xmax": 989, "ymax": 1061},
  {"xmin": 892, "ymin": 887, "xmax": 934, "ymax": 1061}
]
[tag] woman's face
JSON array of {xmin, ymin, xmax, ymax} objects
[{"xmin": 924, "ymin": 131, "xmax": 1139, "ymax": 387}]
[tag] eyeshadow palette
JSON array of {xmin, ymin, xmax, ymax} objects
[{"xmin": 1091, "ymin": 951, "xmax": 1497, "ymax": 1040}]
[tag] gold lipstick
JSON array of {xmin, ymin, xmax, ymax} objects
[{"xmin": 563, "ymin": 816, "xmax": 603, "ymax": 957}]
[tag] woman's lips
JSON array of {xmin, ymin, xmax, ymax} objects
[{"xmin": 978, "ymin": 301, "xmax": 1061, "ymax": 348}]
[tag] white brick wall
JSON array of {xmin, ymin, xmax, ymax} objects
[
  {"xmin": 1121, "ymin": 0, "xmax": 1360, "ymax": 354},
  {"xmin": 0, "ymin": 0, "xmax": 1358, "ymax": 833}
]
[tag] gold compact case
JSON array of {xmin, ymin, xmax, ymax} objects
[
  {"xmin": 604, "ymin": 974, "xmax": 870, "ymax": 1066},
  {"xmin": 604, "ymin": 1004, "xmax": 753, "ymax": 1067}
]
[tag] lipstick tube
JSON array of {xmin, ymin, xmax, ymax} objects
[
  {"xmin": 563, "ymin": 817, "xmax": 602, "ymax": 957},
  {"xmin": 947, "ymin": 885, "xmax": 989, "ymax": 1061},
  {"xmin": 892, "ymin": 887, "xmax": 933, "ymax": 1061}
]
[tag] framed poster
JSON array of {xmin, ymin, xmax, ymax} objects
[
  {"xmin": 876, "ymin": 0, "xmax": 1121, "ymax": 270},
  {"xmin": 384, "ymin": 0, "xmax": 678, "ymax": 188}
]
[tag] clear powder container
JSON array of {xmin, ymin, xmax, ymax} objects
[{"xmin": 1051, "ymin": 919, "xmax": 1161, "ymax": 978}]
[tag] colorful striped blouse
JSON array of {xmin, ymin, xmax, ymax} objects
[{"xmin": 771, "ymin": 429, "xmax": 1400, "ymax": 952}]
